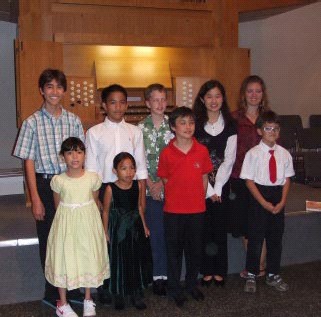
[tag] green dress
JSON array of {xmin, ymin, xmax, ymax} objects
[
  {"xmin": 108, "ymin": 181, "xmax": 152, "ymax": 297},
  {"xmin": 45, "ymin": 171, "xmax": 110, "ymax": 290}
]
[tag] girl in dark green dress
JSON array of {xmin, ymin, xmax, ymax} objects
[{"xmin": 102, "ymin": 152, "xmax": 152, "ymax": 310}]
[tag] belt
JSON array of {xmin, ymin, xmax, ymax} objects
[
  {"xmin": 59, "ymin": 199, "xmax": 95, "ymax": 210},
  {"xmin": 36, "ymin": 173, "xmax": 56, "ymax": 180}
]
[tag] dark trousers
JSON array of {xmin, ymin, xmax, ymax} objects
[
  {"xmin": 146, "ymin": 197, "xmax": 167, "ymax": 278},
  {"xmin": 35, "ymin": 175, "xmax": 59, "ymax": 300},
  {"xmin": 229, "ymin": 178, "xmax": 251, "ymax": 237},
  {"xmin": 246, "ymin": 184, "xmax": 285, "ymax": 275},
  {"xmin": 200, "ymin": 183, "xmax": 229, "ymax": 277},
  {"xmin": 164, "ymin": 212, "xmax": 204, "ymax": 297}
]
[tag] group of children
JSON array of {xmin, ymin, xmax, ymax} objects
[{"xmin": 14, "ymin": 69, "xmax": 294, "ymax": 316}]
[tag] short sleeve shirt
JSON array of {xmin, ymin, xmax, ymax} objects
[
  {"xmin": 158, "ymin": 138, "xmax": 213, "ymax": 213},
  {"xmin": 13, "ymin": 106, "xmax": 84, "ymax": 174},
  {"xmin": 137, "ymin": 115, "xmax": 174, "ymax": 194},
  {"xmin": 240, "ymin": 141, "xmax": 295, "ymax": 186}
]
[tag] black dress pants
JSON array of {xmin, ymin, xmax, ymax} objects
[
  {"xmin": 164, "ymin": 212, "xmax": 204, "ymax": 297},
  {"xmin": 246, "ymin": 184, "xmax": 285, "ymax": 275},
  {"xmin": 36, "ymin": 175, "xmax": 59, "ymax": 300}
]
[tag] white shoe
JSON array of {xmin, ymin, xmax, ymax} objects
[
  {"xmin": 83, "ymin": 299, "xmax": 96, "ymax": 317},
  {"xmin": 56, "ymin": 302, "xmax": 78, "ymax": 317}
]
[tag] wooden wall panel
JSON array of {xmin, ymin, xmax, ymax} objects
[
  {"xmin": 57, "ymin": 0, "xmax": 212, "ymax": 10},
  {"xmin": 214, "ymin": 47, "xmax": 250, "ymax": 110},
  {"xmin": 54, "ymin": 32, "xmax": 212, "ymax": 47},
  {"xmin": 58, "ymin": 0, "xmax": 135, "ymax": 6},
  {"xmin": 62, "ymin": 45, "xmax": 215, "ymax": 79},
  {"xmin": 15, "ymin": 40, "xmax": 63, "ymax": 125},
  {"xmin": 237, "ymin": 0, "xmax": 317, "ymax": 13},
  {"xmin": 51, "ymin": 3, "xmax": 213, "ymax": 47},
  {"xmin": 19, "ymin": 0, "xmax": 54, "ymax": 41},
  {"xmin": 212, "ymin": 0, "xmax": 239, "ymax": 47}
]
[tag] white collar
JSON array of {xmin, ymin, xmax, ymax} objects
[
  {"xmin": 104, "ymin": 117, "xmax": 125, "ymax": 126},
  {"xmin": 205, "ymin": 111, "xmax": 224, "ymax": 129},
  {"xmin": 259, "ymin": 140, "xmax": 277, "ymax": 152}
]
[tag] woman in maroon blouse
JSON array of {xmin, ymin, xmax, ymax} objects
[{"xmin": 230, "ymin": 75, "xmax": 270, "ymax": 278}]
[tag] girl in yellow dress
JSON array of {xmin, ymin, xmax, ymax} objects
[{"xmin": 45, "ymin": 137, "xmax": 110, "ymax": 317}]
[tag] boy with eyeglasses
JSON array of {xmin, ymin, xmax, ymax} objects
[{"xmin": 240, "ymin": 111, "xmax": 294, "ymax": 293}]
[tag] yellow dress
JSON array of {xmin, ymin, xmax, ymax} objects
[{"xmin": 45, "ymin": 171, "xmax": 110, "ymax": 290}]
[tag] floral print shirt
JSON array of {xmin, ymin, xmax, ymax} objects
[{"xmin": 138, "ymin": 115, "xmax": 174, "ymax": 195}]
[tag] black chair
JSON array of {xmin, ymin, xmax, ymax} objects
[
  {"xmin": 279, "ymin": 115, "xmax": 303, "ymax": 130},
  {"xmin": 309, "ymin": 115, "xmax": 321, "ymax": 128},
  {"xmin": 298, "ymin": 127, "xmax": 321, "ymax": 150},
  {"xmin": 278, "ymin": 115, "xmax": 304, "ymax": 183},
  {"xmin": 278, "ymin": 115, "xmax": 303, "ymax": 152},
  {"xmin": 303, "ymin": 152, "xmax": 321, "ymax": 187}
]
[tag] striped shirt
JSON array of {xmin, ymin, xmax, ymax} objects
[{"xmin": 13, "ymin": 106, "xmax": 84, "ymax": 174}]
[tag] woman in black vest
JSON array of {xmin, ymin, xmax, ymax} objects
[{"xmin": 193, "ymin": 80, "xmax": 237, "ymax": 286}]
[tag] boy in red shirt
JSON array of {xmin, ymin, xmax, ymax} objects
[{"xmin": 158, "ymin": 107, "xmax": 213, "ymax": 307}]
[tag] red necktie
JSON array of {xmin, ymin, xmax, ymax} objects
[{"xmin": 269, "ymin": 150, "xmax": 277, "ymax": 183}]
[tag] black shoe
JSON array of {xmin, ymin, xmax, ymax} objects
[
  {"xmin": 201, "ymin": 278, "xmax": 213, "ymax": 288},
  {"xmin": 131, "ymin": 295, "xmax": 147, "ymax": 310},
  {"xmin": 97, "ymin": 286, "xmax": 112, "ymax": 306},
  {"xmin": 173, "ymin": 293, "xmax": 188, "ymax": 307},
  {"xmin": 189, "ymin": 287, "xmax": 205, "ymax": 301},
  {"xmin": 153, "ymin": 280, "xmax": 167, "ymax": 296},
  {"xmin": 213, "ymin": 278, "xmax": 225, "ymax": 287},
  {"xmin": 114, "ymin": 295, "xmax": 125, "ymax": 310},
  {"xmin": 41, "ymin": 297, "xmax": 57, "ymax": 309},
  {"xmin": 67, "ymin": 289, "xmax": 84, "ymax": 305}
]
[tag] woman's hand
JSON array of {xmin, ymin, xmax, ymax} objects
[{"xmin": 210, "ymin": 194, "xmax": 222, "ymax": 203}]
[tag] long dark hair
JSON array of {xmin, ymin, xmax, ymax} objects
[{"xmin": 193, "ymin": 79, "xmax": 233, "ymax": 128}]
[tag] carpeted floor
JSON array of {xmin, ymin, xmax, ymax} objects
[{"xmin": 0, "ymin": 261, "xmax": 320, "ymax": 317}]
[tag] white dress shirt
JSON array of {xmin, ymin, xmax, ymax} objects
[
  {"xmin": 85, "ymin": 117, "xmax": 148, "ymax": 183},
  {"xmin": 204, "ymin": 113, "xmax": 237, "ymax": 198},
  {"xmin": 240, "ymin": 140, "xmax": 295, "ymax": 186}
]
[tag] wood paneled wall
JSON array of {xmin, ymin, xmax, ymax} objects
[
  {"xmin": 19, "ymin": 0, "xmax": 314, "ymax": 126},
  {"xmin": 19, "ymin": 0, "xmax": 240, "ymax": 47}
]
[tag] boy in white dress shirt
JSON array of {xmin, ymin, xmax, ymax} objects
[
  {"xmin": 85, "ymin": 84, "xmax": 148, "ymax": 305},
  {"xmin": 240, "ymin": 111, "xmax": 294, "ymax": 293}
]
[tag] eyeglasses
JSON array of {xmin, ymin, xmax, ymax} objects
[{"xmin": 263, "ymin": 126, "xmax": 280, "ymax": 133}]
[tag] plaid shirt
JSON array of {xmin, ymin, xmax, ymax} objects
[{"xmin": 13, "ymin": 106, "xmax": 84, "ymax": 174}]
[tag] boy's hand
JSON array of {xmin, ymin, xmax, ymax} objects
[
  {"xmin": 262, "ymin": 201, "xmax": 275, "ymax": 213},
  {"xmin": 272, "ymin": 201, "xmax": 285, "ymax": 214},
  {"xmin": 210, "ymin": 194, "xmax": 222, "ymax": 203},
  {"xmin": 105, "ymin": 232, "xmax": 110, "ymax": 243},
  {"xmin": 148, "ymin": 180, "xmax": 163, "ymax": 201},
  {"xmin": 32, "ymin": 198, "xmax": 45, "ymax": 221},
  {"xmin": 144, "ymin": 226, "xmax": 150, "ymax": 238}
]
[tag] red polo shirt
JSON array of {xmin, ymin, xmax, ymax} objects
[{"xmin": 157, "ymin": 137, "xmax": 213, "ymax": 214}]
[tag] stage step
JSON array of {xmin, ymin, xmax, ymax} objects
[{"xmin": 0, "ymin": 195, "xmax": 320, "ymax": 305}]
